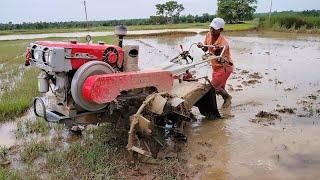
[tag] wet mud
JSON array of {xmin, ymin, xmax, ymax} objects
[
  {"xmin": 255, "ymin": 111, "xmax": 279, "ymax": 119},
  {"xmin": 276, "ymin": 107, "xmax": 296, "ymax": 114},
  {"xmin": 125, "ymin": 32, "xmax": 320, "ymax": 179}
]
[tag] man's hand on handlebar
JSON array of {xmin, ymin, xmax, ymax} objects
[
  {"xmin": 197, "ymin": 43, "xmax": 225, "ymax": 56},
  {"xmin": 197, "ymin": 42, "xmax": 204, "ymax": 48},
  {"xmin": 197, "ymin": 42, "xmax": 208, "ymax": 52}
]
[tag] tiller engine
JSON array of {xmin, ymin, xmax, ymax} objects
[
  {"xmin": 25, "ymin": 26, "xmax": 171, "ymax": 121},
  {"xmin": 25, "ymin": 26, "xmax": 222, "ymax": 158}
]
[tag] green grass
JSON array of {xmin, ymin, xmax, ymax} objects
[
  {"xmin": 224, "ymin": 21, "xmax": 257, "ymax": 31},
  {"xmin": 40, "ymin": 124, "xmax": 187, "ymax": 179},
  {"xmin": 0, "ymin": 146, "xmax": 9, "ymax": 164},
  {"xmin": 2, "ymin": 122, "xmax": 188, "ymax": 179},
  {"xmin": 52, "ymin": 123, "xmax": 65, "ymax": 132},
  {"xmin": 28, "ymin": 118, "xmax": 50, "ymax": 135},
  {"xmin": 0, "ymin": 169, "xmax": 20, "ymax": 180},
  {"xmin": 63, "ymin": 125, "xmax": 127, "ymax": 178},
  {"xmin": 20, "ymin": 140, "xmax": 52, "ymax": 163},
  {"xmin": 40, "ymin": 124, "xmax": 127, "ymax": 179},
  {"xmin": 154, "ymin": 159, "xmax": 187, "ymax": 179},
  {"xmin": 0, "ymin": 38, "xmax": 49, "ymax": 121},
  {"xmin": 0, "ymin": 68, "xmax": 40, "ymax": 121},
  {"xmin": 15, "ymin": 118, "xmax": 50, "ymax": 138},
  {"xmin": 45, "ymin": 152, "xmax": 70, "ymax": 179},
  {"xmin": 0, "ymin": 22, "xmax": 257, "ymax": 36},
  {"xmin": 259, "ymin": 12, "xmax": 320, "ymax": 33},
  {"xmin": 0, "ymin": 36, "xmax": 116, "ymax": 121}
]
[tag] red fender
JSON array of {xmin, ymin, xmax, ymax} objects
[{"xmin": 82, "ymin": 70, "xmax": 173, "ymax": 104}]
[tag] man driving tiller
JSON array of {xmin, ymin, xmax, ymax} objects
[{"xmin": 198, "ymin": 17, "xmax": 234, "ymax": 109}]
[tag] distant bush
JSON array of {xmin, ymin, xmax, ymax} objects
[{"xmin": 259, "ymin": 10, "xmax": 320, "ymax": 31}]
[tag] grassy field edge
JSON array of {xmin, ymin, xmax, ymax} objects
[{"xmin": 0, "ymin": 22, "xmax": 257, "ymax": 36}]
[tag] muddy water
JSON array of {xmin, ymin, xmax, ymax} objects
[
  {"xmin": 0, "ymin": 121, "xmax": 16, "ymax": 147},
  {"xmin": 0, "ymin": 93, "xmax": 80, "ymax": 149},
  {"xmin": 126, "ymin": 33, "xmax": 320, "ymax": 179}
]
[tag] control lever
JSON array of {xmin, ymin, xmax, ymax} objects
[
  {"xmin": 179, "ymin": 44, "xmax": 183, "ymax": 51},
  {"xmin": 179, "ymin": 44, "xmax": 193, "ymax": 64}
]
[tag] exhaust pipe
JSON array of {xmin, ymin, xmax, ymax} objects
[{"xmin": 115, "ymin": 25, "xmax": 127, "ymax": 48}]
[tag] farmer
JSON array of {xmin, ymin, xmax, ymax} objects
[{"xmin": 197, "ymin": 17, "xmax": 233, "ymax": 108}]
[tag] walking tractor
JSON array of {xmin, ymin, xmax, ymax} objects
[{"xmin": 24, "ymin": 26, "xmax": 222, "ymax": 158}]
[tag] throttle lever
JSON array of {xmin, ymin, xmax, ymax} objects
[
  {"xmin": 187, "ymin": 55, "xmax": 194, "ymax": 64},
  {"xmin": 180, "ymin": 44, "xmax": 184, "ymax": 51}
]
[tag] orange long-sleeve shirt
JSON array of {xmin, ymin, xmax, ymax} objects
[{"xmin": 204, "ymin": 32, "xmax": 233, "ymax": 70}]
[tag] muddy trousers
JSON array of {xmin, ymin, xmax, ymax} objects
[
  {"xmin": 211, "ymin": 66, "xmax": 233, "ymax": 91},
  {"xmin": 211, "ymin": 66, "xmax": 233, "ymax": 107}
]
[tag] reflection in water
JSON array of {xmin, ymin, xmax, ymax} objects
[{"xmin": 0, "ymin": 121, "xmax": 16, "ymax": 147}]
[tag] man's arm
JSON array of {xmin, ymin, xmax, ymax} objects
[
  {"xmin": 202, "ymin": 46, "xmax": 208, "ymax": 52},
  {"xmin": 197, "ymin": 42, "xmax": 208, "ymax": 52}
]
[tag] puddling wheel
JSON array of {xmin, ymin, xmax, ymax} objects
[{"xmin": 71, "ymin": 61, "xmax": 114, "ymax": 111}]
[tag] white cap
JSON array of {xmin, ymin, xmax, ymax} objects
[{"xmin": 210, "ymin": 17, "xmax": 225, "ymax": 30}]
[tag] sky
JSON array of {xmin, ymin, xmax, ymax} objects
[{"xmin": 0, "ymin": 0, "xmax": 319, "ymax": 23}]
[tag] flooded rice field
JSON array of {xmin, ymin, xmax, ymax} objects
[
  {"xmin": 0, "ymin": 29, "xmax": 205, "ymax": 41},
  {"xmin": 131, "ymin": 33, "xmax": 320, "ymax": 179},
  {"xmin": 0, "ymin": 32, "xmax": 320, "ymax": 179}
]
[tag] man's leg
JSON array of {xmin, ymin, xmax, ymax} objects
[
  {"xmin": 212, "ymin": 67, "xmax": 233, "ymax": 108},
  {"xmin": 219, "ymin": 88, "xmax": 232, "ymax": 108}
]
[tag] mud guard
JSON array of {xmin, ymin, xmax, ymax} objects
[{"xmin": 195, "ymin": 87, "xmax": 221, "ymax": 119}]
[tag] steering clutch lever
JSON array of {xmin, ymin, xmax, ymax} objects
[
  {"xmin": 181, "ymin": 51, "xmax": 193, "ymax": 64},
  {"xmin": 186, "ymin": 54, "xmax": 193, "ymax": 64}
]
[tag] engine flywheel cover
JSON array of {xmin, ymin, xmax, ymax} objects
[
  {"xmin": 107, "ymin": 52, "xmax": 117, "ymax": 64},
  {"xmin": 71, "ymin": 61, "xmax": 114, "ymax": 111}
]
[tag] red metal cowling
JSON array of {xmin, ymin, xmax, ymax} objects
[
  {"xmin": 34, "ymin": 41, "xmax": 124, "ymax": 69},
  {"xmin": 82, "ymin": 70, "xmax": 173, "ymax": 104}
]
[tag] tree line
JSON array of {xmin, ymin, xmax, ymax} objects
[
  {"xmin": 0, "ymin": 13, "xmax": 215, "ymax": 31},
  {"xmin": 2, "ymin": 0, "xmax": 318, "ymax": 31},
  {"xmin": 1, "ymin": 0, "xmax": 256, "ymax": 31}
]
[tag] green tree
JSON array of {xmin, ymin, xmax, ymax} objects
[
  {"xmin": 217, "ymin": 0, "xmax": 257, "ymax": 23},
  {"xmin": 149, "ymin": 16, "xmax": 167, "ymax": 25},
  {"xmin": 156, "ymin": 1, "xmax": 184, "ymax": 23}
]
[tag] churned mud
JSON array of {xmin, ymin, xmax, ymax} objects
[
  {"xmin": 276, "ymin": 107, "xmax": 296, "ymax": 114},
  {"xmin": 0, "ymin": 31, "xmax": 320, "ymax": 179},
  {"xmin": 250, "ymin": 111, "xmax": 280, "ymax": 126},
  {"xmin": 130, "ymin": 32, "xmax": 320, "ymax": 179},
  {"xmin": 255, "ymin": 111, "xmax": 279, "ymax": 119}
]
